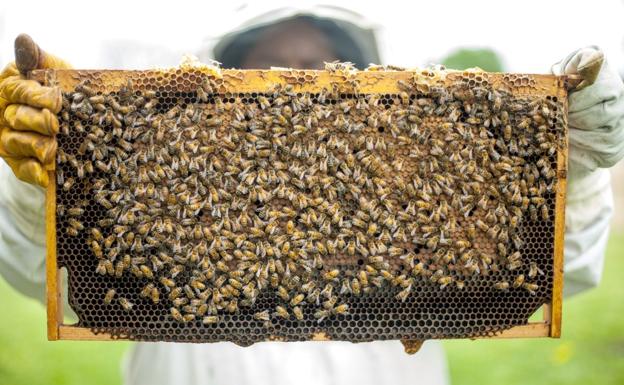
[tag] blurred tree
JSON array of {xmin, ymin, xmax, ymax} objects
[{"xmin": 441, "ymin": 48, "xmax": 505, "ymax": 72}]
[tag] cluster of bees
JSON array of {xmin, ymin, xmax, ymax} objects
[{"xmin": 56, "ymin": 65, "xmax": 560, "ymax": 327}]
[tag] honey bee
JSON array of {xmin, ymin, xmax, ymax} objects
[
  {"xmin": 257, "ymin": 96, "xmax": 271, "ymax": 110},
  {"xmin": 274, "ymin": 305, "xmax": 289, "ymax": 320},
  {"xmin": 455, "ymin": 239, "xmax": 471, "ymax": 250},
  {"xmin": 351, "ymin": 278, "xmax": 361, "ymax": 296},
  {"xmin": 290, "ymin": 293, "xmax": 305, "ymax": 307},
  {"xmin": 139, "ymin": 265, "xmax": 154, "ymax": 279},
  {"xmin": 225, "ymin": 299, "xmax": 239, "ymax": 314},
  {"xmin": 89, "ymin": 240, "xmax": 103, "ymax": 259},
  {"xmin": 322, "ymin": 295, "xmax": 338, "ymax": 310},
  {"xmin": 503, "ymin": 125, "xmax": 512, "ymax": 141},
  {"xmin": 119, "ymin": 297, "xmax": 133, "ymax": 312},
  {"xmin": 292, "ymin": 306, "xmax": 304, "ymax": 321},
  {"xmin": 494, "ymin": 281, "xmax": 510, "ymax": 291},
  {"xmin": 332, "ymin": 303, "xmax": 349, "ymax": 315},
  {"xmin": 254, "ymin": 310, "xmax": 270, "ymax": 322},
  {"xmin": 68, "ymin": 207, "xmax": 84, "ymax": 216},
  {"xmin": 528, "ymin": 262, "xmax": 544, "ymax": 278},
  {"xmin": 62, "ymin": 177, "xmax": 75, "ymax": 191},
  {"xmin": 475, "ymin": 219, "xmax": 488, "ymax": 232},
  {"xmin": 497, "ymin": 243, "xmax": 507, "ymax": 257},
  {"xmin": 438, "ymin": 276, "xmax": 454, "ymax": 289},
  {"xmin": 513, "ymin": 274, "xmax": 526, "ymax": 288},
  {"xmin": 160, "ymin": 277, "xmax": 176, "ymax": 290},
  {"xmin": 395, "ymin": 285, "xmax": 412, "ymax": 302},
  {"xmin": 541, "ymin": 205, "xmax": 550, "ymax": 221},
  {"xmin": 465, "ymin": 223, "xmax": 476, "ymax": 240},
  {"xmin": 529, "ymin": 205, "xmax": 538, "ymax": 221},
  {"xmin": 202, "ymin": 315, "xmax": 219, "ymax": 325},
  {"xmin": 276, "ymin": 285, "xmax": 290, "ymax": 301},
  {"xmin": 411, "ymin": 262, "xmax": 424, "ymax": 277},
  {"xmin": 96, "ymin": 194, "xmax": 113, "ymax": 209},
  {"xmin": 140, "ymin": 283, "xmax": 154, "ymax": 297},
  {"xmin": 314, "ymin": 309, "xmax": 330, "ymax": 322},
  {"xmin": 150, "ymin": 286, "xmax": 160, "ymax": 304},
  {"xmin": 498, "ymin": 228, "xmax": 509, "ymax": 243},
  {"xmin": 103, "ymin": 289, "xmax": 116, "ymax": 305},
  {"xmin": 322, "ymin": 269, "xmax": 340, "ymax": 281},
  {"xmin": 522, "ymin": 282, "xmax": 539, "ymax": 295},
  {"xmin": 95, "ymin": 260, "xmax": 108, "ymax": 275},
  {"xmin": 320, "ymin": 283, "xmax": 334, "ymax": 299}
]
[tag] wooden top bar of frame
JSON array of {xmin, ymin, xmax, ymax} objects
[{"xmin": 30, "ymin": 68, "xmax": 578, "ymax": 96}]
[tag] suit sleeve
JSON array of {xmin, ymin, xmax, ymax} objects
[{"xmin": 555, "ymin": 49, "xmax": 624, "ymax": 296}]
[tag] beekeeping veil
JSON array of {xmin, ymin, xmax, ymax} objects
[{"xmin": 198, "ymin": 5, "xmax": 381, "ymax": 69}]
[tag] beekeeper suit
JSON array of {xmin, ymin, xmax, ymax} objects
[{"xmin": 1, "ymin": 5, "xmax": 623, "ymax": 385}]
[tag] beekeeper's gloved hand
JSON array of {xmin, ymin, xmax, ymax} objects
[
  {"xmin": 0, "ymin": 34, "xmax": 71, "ymax": 187},
  {"xmin": 551, "ymin": 46, "xmax": 624, "ymax": 295},
  {"xmin": 552, "ymin": 46, "xmax": 624, "ymax": 179}
]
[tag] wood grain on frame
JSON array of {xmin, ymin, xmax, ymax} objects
[
  {"xmin": 550, "ymin": 83, "xmax": 569, "ymax": 338},
  {"xmin": 46, "ymin": 170, "xmax": 61, "ymax": 340}
]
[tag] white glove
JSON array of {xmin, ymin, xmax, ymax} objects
[
  {"xmin": 552, "ymin": 46, "xmax": 624, "ymax": 180},
  {"xmin": 552, "ymin": 46, "xmax": 624, "ymax": 295}
]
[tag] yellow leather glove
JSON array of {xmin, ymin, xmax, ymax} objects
[{"xmin": 0, "ymin": 34, "xmax": 71, "ymax": 187}]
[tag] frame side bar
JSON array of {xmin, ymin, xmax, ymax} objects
[
  {"xmin": 550, "ymin": 84, "xmax": 569, "ymax": 338},
  {"xmin": 46, "ymin": 170, "xmax": 61, "ymax": 340}
]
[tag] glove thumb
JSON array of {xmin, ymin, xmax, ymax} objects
[
  {"xmin": 14, "ymin": 33, "xmax": 72, "ymax": 74},
  {"xmin": 551, "ymin": 46, "xmax": 604, "ymax": 90}
]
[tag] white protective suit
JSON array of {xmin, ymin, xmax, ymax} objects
[{"xmin": 2, "ymin": 6, "xmax": 624, "ymax": 385}]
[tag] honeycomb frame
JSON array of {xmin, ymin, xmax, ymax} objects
[{"xmin": 32, "ymin": 68, "xmax": 573, "ymax": 345}]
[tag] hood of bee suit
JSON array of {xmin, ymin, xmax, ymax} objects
[{"xmin": 198, "ymin": 5, "xmax": 381, "ymax": 69}]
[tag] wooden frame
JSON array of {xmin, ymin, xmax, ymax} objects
[{"xmin": 37, "ymin": 68, "xmax": 574, "ymax": 343}]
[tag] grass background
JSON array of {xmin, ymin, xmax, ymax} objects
[{"xmin": 0, "ymin": 235, "xmax": 622, "ymax": 385}]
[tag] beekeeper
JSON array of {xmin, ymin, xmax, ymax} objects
[{"xmin": 1, "ymin": 5, "xmax": 623, "ymax": 385}]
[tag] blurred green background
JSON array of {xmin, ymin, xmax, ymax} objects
[
  {"xmin": 440, "ymin": 48, "xmax": 505, "ymax": 72},
  {"xmin": 0, "ymin": 234, "xmax": 622, "ymax": 385}
]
